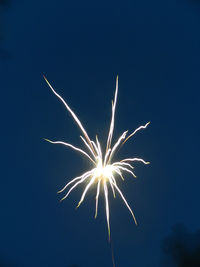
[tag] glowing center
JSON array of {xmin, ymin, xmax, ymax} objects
[{"xmin": 95, "ymin": 161, "xmax": 113, "ymax": 180}]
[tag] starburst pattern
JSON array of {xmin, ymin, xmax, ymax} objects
[{"xmin": 44, "ymin": 76, "xmax": 150, "ymax": 239}]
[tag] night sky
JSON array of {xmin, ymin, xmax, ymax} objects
[{"xmin": 1, "ymin": 1, "xmax": 200, "ymax": 267}]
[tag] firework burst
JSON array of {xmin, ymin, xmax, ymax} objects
[{"xmin": 44, "ymin": 76, "xmax": 150, "ymax": 239}]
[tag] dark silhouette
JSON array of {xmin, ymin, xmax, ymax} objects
[
  {"xmin": 0, "ymin": 0, "xmax": 10, "ymax": 7},
  {"xmin": 0, "ymin": 0, "xmax": 11, "ymax": 59},
  {"xmin": 161, "ymin": 224, "xmax": 200, "ymax": 267},
  {"xmin": 190, "ymin": 0, "xmax": 200, "ymax": 3},
  {"xmin": 0, "ymin": 256, "xmax": 18, "ymax": 267}
]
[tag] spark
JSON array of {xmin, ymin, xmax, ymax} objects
[{"xmin": 44, "ymin": 75, "xmax": 150, "ymax": 239}]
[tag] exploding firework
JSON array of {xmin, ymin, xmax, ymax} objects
[{"xmin": 44, "ymin": 76, "xmax": 149, "ymax": 239}]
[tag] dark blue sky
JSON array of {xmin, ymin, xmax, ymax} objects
[{"xmin": 1, "ymin": 1, "xmax": 200, "ymax": 267}]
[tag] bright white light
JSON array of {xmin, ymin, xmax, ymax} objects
[{"xmin": 44, "ymin": 75, "xmax": 150, "ymax": 239}]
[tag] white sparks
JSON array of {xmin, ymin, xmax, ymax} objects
[{"xmin": 44, "ymin": 76, "xmax": 150, "ymax": 239}]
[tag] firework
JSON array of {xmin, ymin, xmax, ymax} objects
[{"xmin": 44, "ymin": 76, "xmax": 149, "ymax": 239}]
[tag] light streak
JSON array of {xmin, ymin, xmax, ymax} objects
[{"xmin": 44, "ymin": 75, "xmax": 150, "ymax": 239}]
